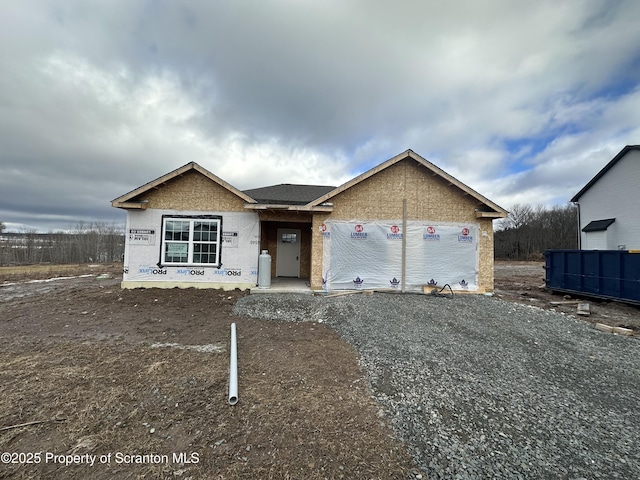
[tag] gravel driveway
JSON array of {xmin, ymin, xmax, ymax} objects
[{"xmin": 234, "ymin": 292, "xmax": 639, "ymax": 479}]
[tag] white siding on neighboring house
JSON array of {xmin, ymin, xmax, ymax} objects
[
  {"xmin": 577, "ymin": 149, "xmax": 640, "ymax": 250},
  {"xmin": 583, "ymin": 230, "xmax": 607, "ymax": 250}
]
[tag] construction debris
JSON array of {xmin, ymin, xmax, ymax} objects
[
  {"xmin": 595, "ymin": 323, "xmax": 614, "ymax": 333},
  {"xmin": 576, "ymin": 303, "xmax": 591, "ymax": 316},
  {"xmin": 594, "ymin": 323, "xmax": 634, "ymax": 336},
  {"xmin": 612, "ymin": 326, "xmax": 634, "ymax": 336}
]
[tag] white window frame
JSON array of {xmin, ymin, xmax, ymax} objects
[{"xmin": 161, "ymin": 215, "xmax": 222, "ymax": 267}]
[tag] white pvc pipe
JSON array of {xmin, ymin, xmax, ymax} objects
[{"xmin": 228, "ymin": 323, "xmax": 238, "ymax": 406}]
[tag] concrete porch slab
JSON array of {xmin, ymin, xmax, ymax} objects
[{"xmin": 250, "ymin": 277, "xmax": 318, "ymax": 294}]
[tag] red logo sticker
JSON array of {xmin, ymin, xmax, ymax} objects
[
  {"xmin": 390, "ymin": 225, "xmax": 399, "ymax": 234},
  {"xmin": 462, "ymin": 227, "xmax": 470, "ymax": 236},
  {"xmin": 427, "ymin": 226, "xmax": 436, "ymax": 234},
  {"xmin": 355, "ymin": 224, "xmax": 364, "ymax": 233}
]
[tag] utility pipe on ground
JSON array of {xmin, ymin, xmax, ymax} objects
[{"xmin": 228, "ymin": 323, "xmax": 238, "ymax": 406}]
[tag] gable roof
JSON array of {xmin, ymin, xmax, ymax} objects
[
  {"xmin": 112, "ymin": 150, "xmax": 508, "ymax": 217},
  {"xmin": 307, "ymin": 149, "xmax": 508, "ymax": 217},
  {"xmin": 571, "ymin": 145, "xmax": 640, "ymax": 202},
  {"xmin": 242, "ymin": 184, "xmax": 336, "ymax": 205},
  {"xmin": 112, "ymin": 162, "xmax": 255, "ymax": 209}
]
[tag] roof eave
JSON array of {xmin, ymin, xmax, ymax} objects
[
  {"xmin": 475, "ymin": 211, "xmax": 507, "ymax": 219},
  {"xmin": 244, "ymin": 203, "xmax": 333, "ymax": 212},
  {"xmin": 111, "ymin": 201, "xmax": 149, "ymax": 210}
]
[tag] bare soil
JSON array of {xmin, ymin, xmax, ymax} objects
[
  {"xmin": 0, "ymin": 261, "xmax": 637, "ymax": 479},
  {"xmin": 494, "ymin": 260, "xmax": 640, "ymax": 332},
  {"xmin": 0, "ymin": 264, "xmax": 412, "ymax": 479}
]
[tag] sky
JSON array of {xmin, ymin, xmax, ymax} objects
[{"xmin": 1, "ymin": 0, "xmax": 640, "ymax": 232}]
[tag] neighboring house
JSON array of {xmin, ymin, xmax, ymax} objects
[
  {"xmin": 571, "ymin": 145, "xmax": 640, "ymax": 250},
  {"xmin": 111, "ymin": 149, "xmax": 507, "ymax": 292}
]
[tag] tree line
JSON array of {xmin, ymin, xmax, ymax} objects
[
  {"xmin": 0, "ymin": 221, "xmax": 124, "ymax": 266},
  {"xmin": 494, "ymin": 203, "xmax": 578, "ymax": 260}
]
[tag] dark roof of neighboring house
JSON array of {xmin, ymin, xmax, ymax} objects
[
  {"xmin": 242, "ymin": 184, "xmax": 336, "ymax": 205},
  {"xmin": 582, "ymin": 218, "xmax": 615, "ymax": 232},
  {"xmin": 571, "ymin": 145, "xmax": 640, "ymax": 202}
]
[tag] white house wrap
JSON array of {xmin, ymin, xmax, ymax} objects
[
  {"xmin": 122, "ymin": 209, "xmax": 260, "ymax": 288},
  {"xmin": 322, "ymin": 220, "xmax": 479, "ymax": 292}
]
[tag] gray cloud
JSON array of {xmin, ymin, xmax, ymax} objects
[{"xmin": 1, "ymin": 0, "xmax": 640, "ymax": 231}]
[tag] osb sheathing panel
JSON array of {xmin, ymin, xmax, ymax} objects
[
  {"xmin": 328, "ymin": 160, "xmax": 481, "ymax": 221},
  {"xmin": 311, "ymin": 213, "xmax": 331, "ymax": 289},
  {"xmin": 477, "ymin": 218, "xmax": 495, "ymax": 291},
  {"xmin": 310, "ymin": 159, "xmax": 498, "ymax": 291},
  {"xmin": 141, "ymin": 170, "xmax": 246, "ymax": 212}
]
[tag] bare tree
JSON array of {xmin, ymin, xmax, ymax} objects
[
  {"xmin": 495, "ymin": 203, "xmax": 578, "ymax": 260},
  {"xmin": 496, "ymin": 204, "xmax": 536, "ymax": 259},
  {"xmin": 498, "ymin": 203, "xmax": 534, "ymax": 230},
  {"xmin": 0, "ymin": 222, "xmax": 124, "ymax": 266},
  {"xmin": 0, "ymin": 223, "xmax": 7, "ymax": 264}
]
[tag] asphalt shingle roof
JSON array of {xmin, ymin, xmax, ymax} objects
[{"xmin": 242, "ymin": 184, "xmax": 336, "ymax": 205}]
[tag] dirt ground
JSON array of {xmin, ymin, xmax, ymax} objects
[
  {"xmin": 0, "ymin": 262, "xmax": 637, "ymax": 480},
  {"xmin": 493, "ymin": 260, "xmax": 640, "ymax": 332}
]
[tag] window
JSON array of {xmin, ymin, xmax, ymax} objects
[
  {"xmin": 161, "ymin": 216, "xmax": 221, "ymax": 266},
  {"xmin": 281, "ymin": 232, "xmax": 297, "ymax": 243}
]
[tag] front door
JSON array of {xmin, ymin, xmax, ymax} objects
[{"xmin": 276, "ymin": 228, "xmax": 301, "ymax": 277}]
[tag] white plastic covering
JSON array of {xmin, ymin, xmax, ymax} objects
[
  {"xmin": 123, "ymin": 209, "xmax": 260, "ymax": 286},
  {"xmin": 322, "ymin": 220, "xmax": 478, "ymax": 292}
]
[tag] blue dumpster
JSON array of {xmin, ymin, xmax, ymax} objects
[{"xmin": 544, "ymin": 249, "xmax": 640, "ymax": 305}]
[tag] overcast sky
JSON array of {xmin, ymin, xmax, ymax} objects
[{"xmin": 1, "ymin": 0, "xmax": 640, "ymax": 232}]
